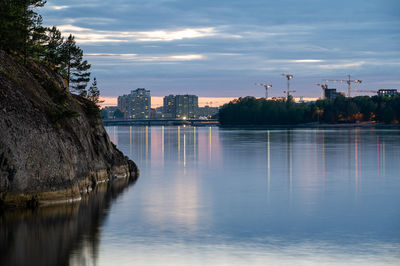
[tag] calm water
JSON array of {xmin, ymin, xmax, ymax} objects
[{"xmin": 1, "ymin": 126, "xmax": 400, "ymax": 265}]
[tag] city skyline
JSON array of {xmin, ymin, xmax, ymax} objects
[
  {"xmin": 100, "ymin": 95, "xmax": 239, "ymax": 108},
  {"xmin": 41, "ymin": 0, "xmax": 400, "ymax": 98}
]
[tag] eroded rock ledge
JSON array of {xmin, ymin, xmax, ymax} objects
[{"xmin": 0, "ymin": 50, "xmax": 138, "ymax": 207}]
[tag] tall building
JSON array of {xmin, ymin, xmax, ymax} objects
[
  {"xmin": 174, "ymin": 94, "xmax": 198, "ymax": 119},
  {"xmin": 117, "ymin": 95, "xmax": 129, "ymax": 118},
  {"xmin": 118, "ymin": 88, "xmax": 151, "ymax": 119},
  {"xmin": 163, "ymin": 94, "xmax": 176, "ymax": 118},
  {"xmin": 162, "ymin": 94, "xmax": 198, "ymax": 119}
]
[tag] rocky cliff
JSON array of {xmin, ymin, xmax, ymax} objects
[{"xmin": 0, "ymin": 50, "xmax": 138, "ymax": 207}]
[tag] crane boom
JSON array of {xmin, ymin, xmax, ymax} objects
[
  {"xmin": 325, "ymin": 74, "xmax": 362, "ymax": 97},
  {"xmin": 255, "ymin": 83, "xmax": 272, "ymax": 99}
]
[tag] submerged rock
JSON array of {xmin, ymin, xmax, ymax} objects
[{"xmin": 0, "ymin": 50, "xmax": 138, "ymax": 207}]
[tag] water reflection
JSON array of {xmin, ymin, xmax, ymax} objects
[
  {"xmin": 0, "ymin": 179, "xmax": 136, "ymax": 266},
  {"xmin": 107, "ymin": 126, "xmax": 221, "ymax": 169},
  {"xmin": 2, "ymin": 127, "xmax": 399, "ymax": 265},
  {"xmin": 267, "ymin": 130, "xmax": 271, "ymax": 192},
  {"xmin": 102, "ymin": 126, "xmax": 400, "ymax": 265}
]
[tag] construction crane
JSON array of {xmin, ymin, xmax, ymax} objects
[
  {"xmin": 316, "ymin": 83, "xmax": 328, "ymax": 99},
  {"xmin": 255, "ymin": 83, "xmax": 273, "ymax": 99},
  {"xmin": 284, "ymin": 89, "xmax": 296, "ymax": 98},
  {"xmin": 325, "ymin": 74, "xmax": 362, "ymax": 97},
  {"xmin": 281, "ymin": 73, "xmax": 295, "ymax": 99}
]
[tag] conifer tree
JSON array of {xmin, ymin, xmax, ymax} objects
[
  {"xmin": 24, "ymin": 1, "xmax": 48, "ymax": 62},
  {"xmin": 0, "ymin": 0, "xmax": 47, "ymax": 62},
  {"xmin": 87, "ymin": 77, "xmax": 102, "ymax": 105},
  {"xmin": 44, "ymin": 26, "xmax": 64, "ymax": 67},
  {"xmin": 60, "ymin": 34, "xmax": 91, "ymax": 95},
  {"xmin": 0, "ymin": 0, "xmax": 25, "ymax": 51}
]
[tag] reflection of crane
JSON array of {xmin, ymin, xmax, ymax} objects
[
  {"xmin": 255, "ymin": 83, "xmax": 273, "ymax": 99},
  {"xmin": 316, "ymin": 83, "xmax": 328, "ymax": 99},
  {"xmin": 281, "ymin": 73, "xmax": 295, "ymax": 99},
  {"xmin": 325, "ymin": 74, "xmax": 362, "ymax": 97}
]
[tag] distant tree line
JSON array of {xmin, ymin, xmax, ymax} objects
[
  {"xmin": 0, "ymin": 0, "xmax": 100, "ymax": 103},
  {"xmin": 219, "ymin": 95, "xmax": 400, "ymax": 125}
]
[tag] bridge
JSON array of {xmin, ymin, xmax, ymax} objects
[{"xmin": 103, "ymin": 119, "xmax": 219, "ymax": 126}]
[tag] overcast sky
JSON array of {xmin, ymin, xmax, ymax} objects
[{"xmin": 41, "ymin": 0, "xmax": 400, "ymax": 98}]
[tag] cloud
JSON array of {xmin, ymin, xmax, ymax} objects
[
  {"xmin": 290, "ymin": 59, "xmax": 324, "ymax": 63},
  {"xmin": 316, "ymin": 61, "xmax": 365, "ymax": 69},
  {"xmin": 57, "ymin": 25, "xmax": 241, "ymax": 43},
  {"xmin": 45, "ymin": 4, "xmax": 70, "ymax": 10},
  {"xmin": 86, "ymin": 53, "xmax": 204, "ymax": 62},
  {"xmin": 42, "ymin": 0, "xmax": 400, "ymax": 97}
]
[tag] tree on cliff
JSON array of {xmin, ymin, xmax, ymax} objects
[
  {"xmin": 87, "ymin": 77, "xmax": 103, "ymax": 105},
  {"xmin": 0, "ymin": 1, "xmax": 93, "ymax": 87},
  {"xmin": 60, "ymin": 35, "xmax": 91, "ymax": 96},
  {"xmin": 0, "ymin": 0, "xmax": 48, "ymax": 63},
  {"xmin": 44, "ymin": 26, "xmax": 64, "ymax": 68}
]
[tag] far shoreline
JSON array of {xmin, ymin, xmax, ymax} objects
[
  {"xmin": 103, "ymin": 120, "xmax": 400, "ymax": 129},
  {"xmin": 218, "ymin": 122, "xmax": 400, "ymax": 129}
]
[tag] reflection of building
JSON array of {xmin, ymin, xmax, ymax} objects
[
  {"xmin": 377, "ymin": 89, "xmax": 398, "ymax": 97},
  {"xmin": 118, "ymin": 88, "xmax": 151, "ymax": 119},
  {"xmin": 197, "ymin": 106, "xmax": 219, "ymax": 118},
  {"xmin": 162, "ymin": 94, "xmax": 198, "ymax": 119},
  {"xmin": 323, "ymin": 88, "xmax": 344, "ymax": 101}
]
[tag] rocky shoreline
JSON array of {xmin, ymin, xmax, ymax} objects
[{"xmin": 0, "ymin": 50, "xmax": 138, "ymax": 208}]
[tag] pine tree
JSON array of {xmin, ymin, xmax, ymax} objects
[
  {"xmin": 24, "ymin": 2, "xmax": 48, "ymax": 62},
  {"xmin": 0, "ymin": 0, "xmax": 47, "ymax": 62},
  {"xmin": 44, "ymin": 26, "xmax": 64, "ymax": 68},
  {"xmin": 60, "ymin": 34, "xmax": 91, "ymax": 95},
  {"xmin": 87, "ymin": 77, "xmax": 102, "ymax": 105},
  {"xmin": 0, "ymin": 0, "xmax": 25, "ymax": 51}
]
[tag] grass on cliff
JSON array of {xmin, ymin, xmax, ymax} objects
[{"xmin": 46, "ymin": 105, "xmax": 79, "ymax": 123}]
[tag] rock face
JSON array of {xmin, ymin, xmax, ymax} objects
[{"xmin": 0, "ymin": 50, "xmax": 138, "ymax": 207}]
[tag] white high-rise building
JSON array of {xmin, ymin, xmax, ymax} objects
[{"xmin": 118, "ymin": 88, "xmax": 151, "ymax": 119}]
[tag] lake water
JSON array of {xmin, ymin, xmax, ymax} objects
[{"xmin": 1, "ymin": 126, "xmax": 400, "ymax": 265}]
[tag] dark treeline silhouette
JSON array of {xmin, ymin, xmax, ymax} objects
[
  {"xmin": 0, "ymin": 0, "xmax": 99, "ymax": 100},
  {"xmin": 219, "ymin": 95, "xmax": 400, "ymax": 125}
]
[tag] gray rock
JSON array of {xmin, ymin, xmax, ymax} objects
[{"xmin": 0, "ymin": 50, "xmax": 138, "ymax": 207}]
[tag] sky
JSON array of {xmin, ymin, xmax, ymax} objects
[{"xmin": 41, "ymin": 0, "xmax": 400, "ymax": 102}]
